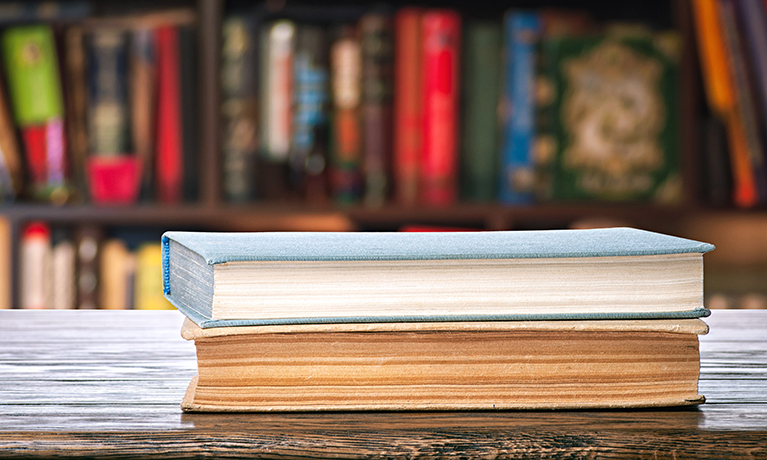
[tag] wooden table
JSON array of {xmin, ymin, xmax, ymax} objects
[{"xmin": 1, "ymin": 310, "xmax": 765, "ymax": 458}]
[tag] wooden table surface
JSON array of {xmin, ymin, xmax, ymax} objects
[{"xmin": 0, "ymin": 309, "xmax": 765, "ymax": 459}]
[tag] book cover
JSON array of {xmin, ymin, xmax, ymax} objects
[
  {"xmin": 155, "ymin": 26, "xmax": 183, "ymax": 204},
  {"xmin": 328, "ymin": 25, "xmax": 362, "ymax": 204},
  {"xmin": 499, "ymin": 11, "xmax": 541, "ymax": 204},
  {"xmin": 221, "ymin": 16, "xmax": 259, "ymax": 202},
  {"xmin": 420, "ymin": 10, "xmax": 461, "ymax": 206},
  {"xmin": 393, "ymin": 8, "xmax": 422, "ymax": 205},
  {"xmin": 361, "ymin": 12, "xmax": 393, "ymax": 208},
  {"xmin": 533, "ymin": 10, "xmax": 593, "ymax": 201},
  {"xmin": 292, "ymin": 25, "xmax": 329, "ymax": 202},
  {"xmin": 163, "ymin": 228, "xmax": 714, "ymax": 328},
  {"xmin": 545, "ymin": 35, "xmax": 681, "ymax": 202},
  {"xmin": 461, "ymin": 21, "xmax": 501, "ymax": 202}
]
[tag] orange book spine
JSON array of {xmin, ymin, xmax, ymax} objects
[{"xmin": 393, "ymin": 8, "xmax": 422, "ymax": 205}]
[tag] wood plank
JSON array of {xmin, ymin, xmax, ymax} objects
[{"xmin": 0, "ymin": 309, "xmax": 765, "ymax": 458}]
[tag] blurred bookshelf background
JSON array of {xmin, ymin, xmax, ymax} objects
[{"xmin": 0, "ymin": 0, "xmax": 765, "ymax": 310}]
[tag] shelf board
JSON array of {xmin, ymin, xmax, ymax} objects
[{"xmin": 0, "ymin": 201, "xmax": 704, "ymax": 231}]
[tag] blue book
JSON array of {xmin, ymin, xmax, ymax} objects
[
  {"xmin": 499, "ymin": 11, "xmax": 541, "ymax": 204},
  {"xmin": 162, "ymin": 227, "xmax": 713, "ymax": 328}
]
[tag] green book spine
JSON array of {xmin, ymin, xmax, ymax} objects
[
  {"xmin": 461, "ymin": 22, "xmax": 501, "ymax": 202},
  {"xmin": 2, "ymin": 25, "xmax": 64, "ymax": 125},
  {"xmin": 546, "ymin": 35, "xmax": 681, "ymax": 202}
]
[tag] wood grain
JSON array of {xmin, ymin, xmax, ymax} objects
[{"xmin": 0, "ymin": 309, "xmax": 765, "ymax": 458}]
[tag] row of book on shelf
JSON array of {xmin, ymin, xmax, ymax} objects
[
  {"xmin": 16, "ymin": 221, "xmax": 173, "ymax": 310},
  {"xmin": 693, "ymin": 0, "xmax": 767, "ymax": 208},
  {"xmin": 0, "ymin": 3, "xmax": 198, "ymax": 205},
  {"xmin": 222, "ymin": 4, "xmax": 683, "ymax": 207}
]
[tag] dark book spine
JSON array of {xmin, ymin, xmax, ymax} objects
[
  {"xmin": 178, "ymin": 25, "xmax": 198, "ymax": 202},
  {"xmin": 221, "ymin": 16, "xmax": 259, "ymax": 202},
  {"xmin": 64, "ymin": 25, "xmax": 88, "ymax": 202},
  {"xmin": 292, "ymin": 25, "xmax": 329, "ymax": 203},
  {"xmin": 88, "ymin": 29, "xmax": 131, "ymax": 156},
  {"xmin": 75, "ymin": 225, "xmax": 102, "ymax": 310},
  {"xmin": 461, "ymin": 22, "xmax": 501, "ymax": 202},
  {"xmin": 361, "ymin": 13, "xmax": 393, "ymax": 208}
]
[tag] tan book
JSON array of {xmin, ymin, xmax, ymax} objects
[{"xmin": 180, "ymin": 318, "xmax": 708, "ymax": 412}]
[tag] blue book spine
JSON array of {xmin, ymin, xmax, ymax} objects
[{"xmin": 499, "ymin": 11, "xmax": 541, "ymax": 204}]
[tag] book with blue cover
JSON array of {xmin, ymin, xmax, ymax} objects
[{"xmin": 162, "ymin": 227, "xmax": 713, "ymax": 328}]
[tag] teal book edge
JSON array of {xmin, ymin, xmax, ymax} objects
[{"xmin": 162, "ymin": 227, "xmax": 714, "ymax": 328}]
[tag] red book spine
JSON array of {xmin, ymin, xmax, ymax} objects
[
  {"xmin": 420, "ymin": 11, "xmax": 460, "ymax": 206},
  {"xmin": 393, "ymin": 8, "xmax": 422, "ymax": 206},
  {"xmin": 155, "ymin": 26, "xmax": 183, "ymax": 204}
]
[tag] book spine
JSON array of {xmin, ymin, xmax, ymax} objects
[
  {"xmin": 178, "ymin": 25, "xmax": 198, "ymax": 202},
  {"xmin": 20, "ymin": 222, "xmax": 51, "ymax": 309},
  {"xmin": 292, "ymin": 25, "xmax": 329, "ymax": 203},
  {"xmin": 221, "ymin": 16, "xmax": 259, "ymax": 202},
  {"xmin": 51, "ymin": 228, "xmax": 75, "ymax": 310},
  {"xmin": 64, "ymin": 26, "xmax": 88, "ymax": 202},
  {"xmin": 135, "ymin": 243, "xmax": 173, "ymax": 310},
  {"xmin": 461, "ymin": 22, "xmax": 501, "ymax": 202},
  {"xmin": 361, "ymin": 13, "xmax": 394, "ymax": 208},
  {"xmin": 130, "ymin": 28, "xmax": 157, "ymax": 202},
  {"xmin": 75, "ymin": 225, "xmax": 102, "ymax": 310},
  {"xmin": 88, "ymin": 29, "xmax": 131, "ymax": 156},
  {"xmin": 719, "ymin": 0, "xmax": 767, "ymax": 204},
  {"xmin": 100, "ymin": 239, "xmax": 131, "ymax": 310},
  {"xmin": 262, "ymin": 21, "xmax": 294, "ymax": 160},
  {"xmin": 691, "ymin": 0, "xmax": 757, "ymax": 207},
  {"xmin": 0, "ymin": 70, "xmax": 22, "ymax": 201},
  {"xmin": 393, "ymin": 8, "xmax": 422, "ymax": 205},
  {"xmin": 2, "ymin": 26, "xmax": 69, "ymax": 201},
  {"xmin": 155, "ymin": 26, "xmax": 183, "ymax": 204},
  {"xmin": 328, "ymin": 26, "xmax": 362, "ymax": 204},
  {"xmin": 420, "ymin": 10, "xmax": 461, "ymax": 206},
  {"xmin": 257, "ymin": 21, "xmax": 294, "ymax": 199},
  {"xmin": 499, "ymin": 11, "xmax": 541, "ymax": 204}
]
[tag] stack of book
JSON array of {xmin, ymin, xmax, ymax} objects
[{"xmin": 162, "ymin": 227, "xmax": 714, "ymax": 411}]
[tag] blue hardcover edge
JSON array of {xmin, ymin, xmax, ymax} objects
[{"xmin": 161, "ymin": 234, "xmax": 171, "ymax": 296}]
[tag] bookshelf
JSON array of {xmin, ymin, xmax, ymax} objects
[{"xmin": 0, "ymin": 0, "xmax": 765, "ymax": 310}]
